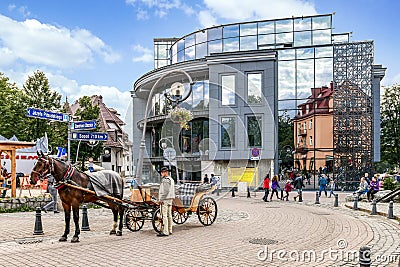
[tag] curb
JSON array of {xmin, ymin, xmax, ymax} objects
[{"xmin": 344, "ymin": 203, "xmax": 400, "ymax": 221}]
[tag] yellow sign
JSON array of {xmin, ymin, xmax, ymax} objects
[{"xmin": 228, "ymin": 167, "xmax": 258, "ymax": 186}]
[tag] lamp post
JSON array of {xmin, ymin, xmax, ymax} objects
[{"xmin": 135, "ymin": 70, "xmax": 194, "ymax": 185}]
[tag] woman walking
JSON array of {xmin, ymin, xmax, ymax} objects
[
  {"xmin": 270, "ymin": 175, "xmax": 280, "ymax": 201},
  {"xmin": 262, "ymin": 174, "xmax": 270, "ymax": 202}
]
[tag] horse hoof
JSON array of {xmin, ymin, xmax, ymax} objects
[
  {"xmin": 110, "ymin": 230, "xmax": 116, "ymax": 235},
  {"xmin": 71, "ymin": 236, "xmax": 79, "ymax": 243},
  {"xmin": 116, "ymin": 231, "xmax": 122, "ymax": 236},
  {"xmin": 59, "ymin": 236, "xmax": 67, "ymax": 242}
]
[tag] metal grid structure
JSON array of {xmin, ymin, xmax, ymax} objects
[{"xmin": 333, "ymin": 41, "xmax": 374, "ymax": 189}]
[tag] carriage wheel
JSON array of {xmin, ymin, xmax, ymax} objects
[
  {"xmin": 197, "ymin": 197, "xmax": 217, "ymax": 226},
  {"xmin": 172, "ymin": 210, "xmax": 189, "ymax": 225},
  {"xmin": 125, "ymin": 209, "xmax": 144, "ymax": 232},
  {"xmin": 151, "ymin": 208, "xmax": 163, "ymax": 234}
]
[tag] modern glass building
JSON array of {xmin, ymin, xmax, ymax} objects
[{"xmin": 131, "ymin": 13, "xmax": 386, "ymax": 188}]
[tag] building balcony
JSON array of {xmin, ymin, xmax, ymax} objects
[
  {"xmin": 298, "ymin": 129, "xmax": 307, "ymax": 136},
  {"xmin": 295, "ymin": 144, "xmax": 308, "ymax": 153}
]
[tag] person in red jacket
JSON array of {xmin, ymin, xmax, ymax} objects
[
  {"xmin": 283, "ymin": 180, "xmax": 293, "ymax": 201},
  {"xmin": 262, "ymin": 174, "xmax": 271, "ymax": 202}
]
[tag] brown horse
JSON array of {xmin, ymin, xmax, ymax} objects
[{"xmin": 30, "ymin": 152, "xmax": 124, "ymax": 243}]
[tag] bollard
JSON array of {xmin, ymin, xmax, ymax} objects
[
  {"xmin": 81, "ymin": 205, "xmax": 90, "ymax": 231},
  {"xmin": 280, "ymin": 190, "xmax": 283, "ymax": 200},
  {"xmin": 298, "ymin": 191, "xmax": 303, "ymax": 202},
  {"xmin": 247, "ymin": 187, "xmax": 251, "ymax": 198},
  {"xmin": 231, "ymin": 187, "xmax": 235, "ymax": 197},
  {"xmin": 359, "ymin": 246, "xmax": 371, "ymax": 267},
  {"xmin": 33, "ymin": 207, "xmax": 44, "ymax": 235},
  {"xmin": 315, "ymin": 192, "xmax": 320, "ymax": 204},
  {"xmin": 353, "ymin": 196, "xmax": 358, "ymax": 210},
  {"xmin": 388, "ymin": 201, "xmax": 394, "ymax": 219},
  {"xmin": 371, "ymin": 199, "xmax": 377, "ymax": 215},
  {"xmin": 216, "ymin": 187, "xmax": 220, "ymax": 196},
  {"xmin": 334, "ymin": 194, "xmax": 338, "ymax": 207}
]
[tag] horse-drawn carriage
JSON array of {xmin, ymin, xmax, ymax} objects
[
  {"xmin": 30, "ymin": 153, "xmax": 217, "ymax": 242},
  {"xmin": 125, "ymin": 182, "xmax": 217, "ymax": 234}
]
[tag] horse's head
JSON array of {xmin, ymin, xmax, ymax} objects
[{"xmin": 30, "ymin": 151, "xmax": 52, "ymax": 184}]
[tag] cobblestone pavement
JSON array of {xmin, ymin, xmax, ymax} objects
[{"xmin": 0, "ymin": 191, "xmax": 399, "ymax": 267}]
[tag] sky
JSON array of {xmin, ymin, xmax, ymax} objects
[{"xmin": 0, "ymin": 0, "xmax": 399, "ymax": 123}]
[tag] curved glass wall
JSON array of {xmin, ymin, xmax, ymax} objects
[
  {"xmin": 151, "ymin": 79, "xmax": 209, "ymax": 117},
  {"xmin": 169, "ymin": 14, "xmax": 332, "ymax": 65}
]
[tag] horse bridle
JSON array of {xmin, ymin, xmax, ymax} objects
[{"xmin": 31, "ymin": 156, "xmax": 54, "ymax": 181}]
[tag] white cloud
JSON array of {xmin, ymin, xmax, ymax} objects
[
  {"xmin": 126, "ymin": 0, "xmax": 193, "ymax": 19},
  {"xmin": 198, "ymin": 0, "xmax": 317, "ymax": 27},
  {"xmin": 131, "ymin": 44, "xmax": 153, "ymax": 63},
  {"xmin": 198, "ymin": 10, "xmax": 217, "ymax": 28},
  {"xmin": 0, "ymin": 14, "xmax": 120, "ymax": 68}
]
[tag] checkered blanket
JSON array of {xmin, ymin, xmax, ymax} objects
[{"xmin": 177, "ymin": 183, "xmax": 200, "ymax": 206}]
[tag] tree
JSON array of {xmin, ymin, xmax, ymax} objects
[
  {"xmin": 21, "ymin": 70, "xmax": 64, "ymax": 150},
  {"xmin": 70, "ymin": 96, "xmax": 103, "ymax": 170},
  {"xmin": 380, "ymin": 84, "xmax": 400, "ymax": 169},
  {"xmin": 278, "ymin": 111, "xmax": 294, "ymax": 170},
  {"xmin": 0, "ymin": 73, "xmax": 27, "ymax": 139}
]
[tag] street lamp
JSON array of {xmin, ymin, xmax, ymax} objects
[{"xmin": 135, "ymin": 70, "xmax": 194, "ymax": 185}]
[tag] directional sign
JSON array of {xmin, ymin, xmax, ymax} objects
[
  {"xmin": 71, "ymin": 132, "xmax": 108, "ymax": 141},
  {"xmin": 26, "ymin": 107, "xmax": 69, "ymax": 122},
  {"xmin": 71, "ymin": 120, "xmax": 97, "ymax": 130}
]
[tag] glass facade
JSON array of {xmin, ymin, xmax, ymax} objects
[
  {"xmin": 221, "ymin": 117, "xmax": 236, "ymax": 148},
  {"xmin": 138, "ymin": 13, "xmax": 381, "ymax": 187},
  {"xmin": 167, "ymin": 14, "xmax": 332, "ymax": 65},
  {"xmin": 247, "ymin": 115, "xmax": 262, "ymax": 147}
]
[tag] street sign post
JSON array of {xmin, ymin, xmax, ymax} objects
[
  {"xmin": 250, "ymin": 147, "xmax": 260, "ymax": 161},
  {"xmin": 26, "ymin": 107, "xmax": 69, "ymax": 122},
  {"xmin": 71, "ymin": 132, "xmax": 108, "ymax": 141},
  {"xmin": 71, "ymin": 120, "xmax": 96, "ymax": 130}
]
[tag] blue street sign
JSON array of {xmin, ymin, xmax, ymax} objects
[
  {"xmin": 71, "ymin": 120, "xmax": 97, "ymax": 130},
  {"xmin": 26, "ymin": 107, "xmax": 69, "ymax": 122},
  {"xmin": 71, "ymin": 132, "xmax": 108, "ymax": 141}
]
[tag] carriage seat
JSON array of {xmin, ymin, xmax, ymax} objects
[{"xmin": 177, "ymin": 183, "xmax": 200, "ymax": 207}]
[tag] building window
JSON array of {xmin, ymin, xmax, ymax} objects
[
  {"xmin": 221, "ymin": 75, "xmax": 235, "ymax": 105},
  {"xmin": 221, "ymin": 117, "xmax": 236, "ymax": 148},
  {"xmin": 247, "ymin": 115, "xmax": 262, "ymax": 147},
  {"xmin": 309, "ymin": 136, "xmax": 313, "ymax": 146},
  {"xmin": 247, "ymin": 73, "xmax": 262, "ymax": 104},
  {"xmin": 309, "ymin": 119, "xmax": 312, "ymax": 129}
]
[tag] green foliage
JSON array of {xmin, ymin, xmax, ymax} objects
[
  {"xmin": 381, "ymin": 85, "xmax": 400, "ymax": 168},
  {"xmin": 0, "ymin": 73, "xmax": 27, "ymax": 139},
  {"xmin": 278, "ymin": 111, "xmax": 294, "ymax": 149},
  {"xmin": 0, "ymin": 205, "xmax": 36, "ymax": 213},
  {"xmin": 70, "ymin": 96, "xmax": 103, "ymax": 167},
  {"xmin": 383, "ymin": 177, "xmax": 398, "ymax": 191},
  {"xmin": 374, "ymin": 161, "xmax": 395, "ymax": 174},
  {"xmin": 21, "ymin": 70, "xmax": 65, "ymax": 150}
]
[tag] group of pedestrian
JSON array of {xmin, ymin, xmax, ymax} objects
[
  {"xmin": 262, "ymin": 174, "xmax": 302, "ymax": 202},
  {"xmin": 317, "ymin": 174, "xmax": 336, "ymax": 198},
  {"xmin": 203, "ymin": 174, "xmax": 217, "ymax": 186},
  {"xmin": 354, "ymin": 173, "xmax": 380, "ymax": 201}
]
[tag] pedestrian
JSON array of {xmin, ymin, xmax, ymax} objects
[
  {"xmin": 278, "ymin": 177, "xmax": 286, "ymax": 200},
  {"xmin": 88, "ymin": 157, "xmax": 94, "ymax": 172},
  {"xmin": 328, "ymin": 179, "xmax": 336, "ymax": 198},
  {"xmin": 210, "ymin": 174, "xmax": 216, "ymax": 186},
  {"xmin": 203, "ymin": 174, "xmax": 209, "ymax": 184},
  {"xmin": 293, "ymin": 174, "xmax": 304, "ymax": 201},
  {"xmin": 367, "ymin": 176, "xmax": 379, "ymax": 201},
  {"xmin": 283, "ymin": 180, "xmax": 293, "ymax": 201},
  {"xmin": 262, "ymin": 174, "xmax": 270, "ymax": 202},
  {"xmin": 318, "ymin": 174, "xmax": 328, "ymax": 197},
  {"xmin": 157, "ymin": 167, "xmax": 175, "ymax": 237},
  {"xmin": 210, "ymin": 174, "xmax": 217, "ymax": 193},
  {"xmin": 41, "ymin": 174, "xmax": 59, "ymax": 213},
  {"xmin": 270, "ymin": 175, "xmax": 280, "ymax": 201},
  {"xmin": 353, "ymin": 177, "xmax": 369, "ymax": 200}
]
